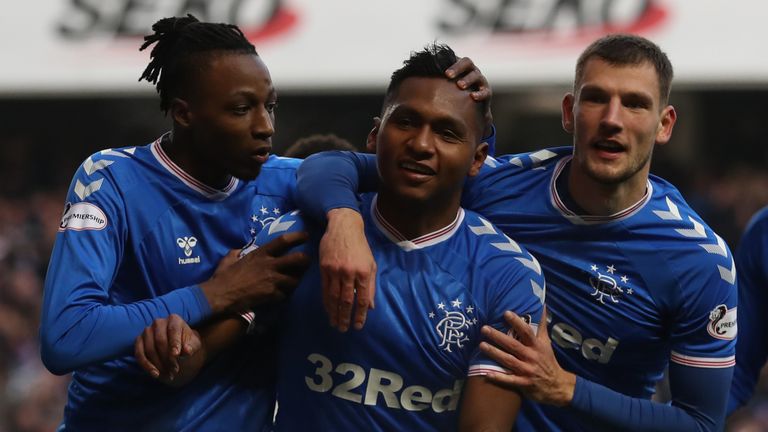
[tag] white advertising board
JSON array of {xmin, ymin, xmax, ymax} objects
[{"xmin": 2, "ymin": 0, "xmax": 766, "ymax": 94}]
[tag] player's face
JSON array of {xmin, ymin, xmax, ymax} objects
[
  {"xmin": 185, "ymin": 53, "xmax": 276, "ymax": 181},
  {"xmin": 370, "ymin": 77, "xmax": 487, "ymax": 205},
  {"xmin": 562, "ymin": 58, "xmax": 676, "ymax": 187}
]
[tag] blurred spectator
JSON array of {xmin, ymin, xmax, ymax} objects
[{"xmin": 282, "ymin": 133, "xmax": 357, "ymax": 158}]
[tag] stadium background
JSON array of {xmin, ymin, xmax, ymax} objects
[{"xmin": 1, "ymin": 0, "xmax": 766, "ymax": 430}]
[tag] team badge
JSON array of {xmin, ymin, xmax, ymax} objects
[
  {"xmin": 428, "ymin": 299, "xmax": 477, "ymax": 352},
  {"xmin": 707, "ymin": 304, "xmax": 737, "ymax": 340},
  {"xmin": 587, "ymin": 264, "xmax": 633, "ymax": 305},
  {"xmin": 249, "ymin": 205, "xmax": 282, "ymax": 237}
]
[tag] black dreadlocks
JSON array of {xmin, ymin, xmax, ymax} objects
[{"xmin": 139, "ymin": 14, "xmax": 257, "ymax": 113}]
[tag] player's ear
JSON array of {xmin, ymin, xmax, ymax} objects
[
  {"xmin": 561, "ymin": 93, "xmax": 575, "ymax": 134},
  {"xmin": 170, "ymin": 98, "xmax": 193, "ymax": 128},
  {"xmin": 366, "ymin": 117, "xmax": 381, "ymax": 153},
  {"xmin": 655, "ymin": 105, "xmax": 677, "ymax": 146},
  {"xmin": 468, "ymin": 141, "xmax": 488, "ymax": 177}
]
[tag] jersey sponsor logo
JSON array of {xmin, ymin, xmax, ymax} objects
[
  {"xmin": 58, "ymin": 202, "xmax": 107, "ymax": 231},
  {"xmin": 587, "ymin": 263, "xmax": 634, "ymax": 305},
  {"xmin": 428, "ymin": 299, "xmax": 477, "ymax": 352},
  {"xmin": 305, "ymin": 353, "xmax": 463, "ymax": 413},
  {"xmin": 177, "ymin": 236, "xmax": 201, "ymax": 265},
  {"xmin": 550, "ymin": 321, "xmax": 620, "ymax": 364},
  {"xmin": 707, "ymin": 305, "xmax": 737, "ymax": 340}
]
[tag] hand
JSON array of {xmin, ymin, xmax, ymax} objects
[
  {"xmin": 445, "ymin": 56, "xmax": 493, "ymax": 136},
  {"xmin": 479, "ymin": 308, "xmax": 577, "ymax": 407},
  {"xmin": 134, "ymin": 314, "xmax": 204, "ymax": 386},
  {"xmin": 200, "ymin": 232, "xmax": 310, "ymax": 314},
  {"xmin": 320, "ymin": 208, "xmax": 377, "ymax": 332}
]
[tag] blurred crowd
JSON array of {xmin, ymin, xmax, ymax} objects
[{"xmin": 0, "ymin": 149, "xmax": 766, "ymax": 431}]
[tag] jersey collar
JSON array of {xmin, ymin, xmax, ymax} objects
[
  {"xmin": 549, "ymin": 155, "xmax": 653, "ymax": 225},
  {"xmin": 370, "ymin": 194, "xmax": 464, "ymax": 251},
  {"xmin": 151, "ymin": 134, "xmax": 239, "ymax": 201}
]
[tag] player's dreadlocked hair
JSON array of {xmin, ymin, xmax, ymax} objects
[{"xmin": 139, "ymin": 14, "xmax": 257, "ymax": 113}]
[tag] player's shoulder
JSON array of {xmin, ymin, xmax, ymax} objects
[
  {"xmin": 461, "ymin": 210, "xmax": 543, "ymax": 271},
  {"xmin": 641, "ymin": 176, "xmax": 735, "ymax": 282},
  {"xmin": 250, "ymin": 155, "xmax": 300, "ymax": 195},
  {"xmin": 262, "ymin": 154, "xmax": 302, "ymax": 171},
  {"xmin": 68, "ymin": 141, "xmax": 156, "ymax": 203},
  {"xmin": 743, "ymin": 205, "xmax": 768, "ymax": 236},
  {"xmin": 74, "ymin": 143, "xmax": 149, "ymax": 178},
  {"xmin": 483, "ymin": 146, "xmax": 570, "ymax": 172}
]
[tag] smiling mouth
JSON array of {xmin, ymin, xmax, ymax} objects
[{"xmin": 399, "ymin": 161, "xmax": 436, "ymax": 176}]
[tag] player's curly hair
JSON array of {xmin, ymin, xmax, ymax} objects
[
  {"xmin": 385, "ymin": 43, "xmax": 488, "ymax": 132},
  {"xmin": 139, "ymin": 14, "xmax": 257, "ymax": 113}
]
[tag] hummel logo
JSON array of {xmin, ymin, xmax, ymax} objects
[{"xmin": 177, "ymin": 236, "xmax": 198, "ymax": 257}]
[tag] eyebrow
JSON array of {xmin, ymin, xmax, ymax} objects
[{"xmin": 580, "ymin": 84, "xmax": 653, "ymax": 101}]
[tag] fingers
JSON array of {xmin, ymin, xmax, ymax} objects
[
  {"xmin": 538, "ymin": 306, "xmax": 550, "ymax": 341},
  {"xmin": 139, "ymin": 327, "xmax": 164, "ymax": 378},
  {"xmin": 479, "ymin": 341, "xmax": 531, "ymax": 377},
  {"xmin": 445, "ymin": 56, "xmax": 476, "ymax": 80},
  {"xmin": 337, "ymin": 277, "xmax": 356, "ymax": 332},
  {"xmin": 324, "ymin": 269, "xmax": 342, "ymax": 329},
  {"xmin": 321, "ymin": 271, "xmax": 336, "ymax": 326},
  {"xmin": 504, "ymin": 311, "xmax": 536, "ymax": 346},
  {"xmin": 481, "ymin": 325, "xmax": 527, "ymax": 359},
  {"xmin": 180, "ymin": 326, "xmax": 202, "ymax": 357},
  {"xmin": 135, "ymin": 333, "xmax": 160, "ymax": 378},
  {"xmin": 257, "ymin": 231, "xmax": 309, "ymax": 257},
  {"xmin": 271, "ymin": 251, "xmax": 311, "ymax": 274},
  {"xmin": 351, "ymin": 261, "xmax": 377, "ymax": 330},
  {"xmin": 484, "ymin": 370, "xmax": 530, "ymax": 389},
  {"xmin": 167, "ymin": 314, "xmax": 184, "ymax": 357}
]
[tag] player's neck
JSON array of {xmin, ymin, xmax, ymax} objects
[
  {"xmin": 563, "ymin": 161, "xmax": 649, "ymax": 216},
  {"xmin": 161, "ymin": 132, "xmax": 231, "ymax": 190},
  {"xmin": 375, "ymin": 190, "xmax": 462, "ymax": 241}
]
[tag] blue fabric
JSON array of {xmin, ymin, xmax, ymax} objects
[
  {"xmin": 41, "ymin": 137, "xmax": 300, "ymax": 431},
  {"xmin": 728, "ymin": 206, "xmax": 768, "ymax": 414},
  {"xmin": 257, "ymin": 198, "xmax": 544, "ymax": 431},
  {"xmin": 296, "ymin": 147, "xmax": 737, "ymax": 431}
]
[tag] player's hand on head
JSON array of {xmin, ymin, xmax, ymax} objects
[
  {"xmin": 479, "ymin": 307, "xmax": 577, "ymax": 407},
  {"xmin": 321, "ymin": 208, "xmax": 377, "ymax": 332},
  {"xmin": 134, "ymin": 314, "xmax": 203, "ymax": 386},
  {"xmin": 445, "ymin": 56, "xmax": 493, "ymax": 135},
  {"xmin": 200, "ymin": 232, "xmax": 310, "ymax": 314}
]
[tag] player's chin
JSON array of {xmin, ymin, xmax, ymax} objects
[{"xmin": 232, "ymin": 164, "xmax": 264, "ymax": 181}]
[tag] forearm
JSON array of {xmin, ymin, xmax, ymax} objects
[
  {"xmin": 459, "ymin": 376, "xmax": 521, "ymax": 432},
  {"xmin": 41, "ymin": 285, "xmax": 210, "ymax": 375},
  {"xmin": 296, "ymin": 151, "xmax": 378, "ymax": 223},
  {"xmin": 569, "ymin": 364, "xmax": 731, "ymax": 432},
  {"xmin": 169, "ymin": 316, "xmax": 247, "ymax": 387}
]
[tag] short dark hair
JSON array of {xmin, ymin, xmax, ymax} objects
[
  {"xmin": 575, "ymin": 34, "xmax": 674, "ymax": 105},
  {"xmin": 283, "ymin": 134, "xmax": 357, "ymax": 159},
  {"xmin": 138, "ymin": 14, "xmax": 257, "ymax": 113},
  {"xmin": 384, "ymin": 43, "xmax": 488, "ymax": 125}
]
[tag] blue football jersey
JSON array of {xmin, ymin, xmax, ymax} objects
[
  {"xmin": 255, "ymin": 195, "xmax": 545, "ymax": 431},
  {"xmin": 462, "ymin": 148, "xmax": 738, "ymax": 431},
  {"xmin": 729, "ymin": 206, "xmax": 768, "ymax": 412},
  {"xmin": 40, "ymin": 135, "xmax": 300, "ymax": 431}
]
